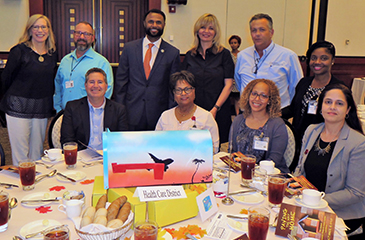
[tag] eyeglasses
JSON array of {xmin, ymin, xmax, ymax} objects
[
  {"xmin": 250, "ymin": 91, "xmax": 269, "ymax": 100},
  {"xmin": 74, "ymin": 31, "xmax": 93, "ymax": 38},
  {"xmin": 32, "ymin": 25, "xmax": 48, "ymax": 31},
  {"xmin": 173, "ymin": 87, "xmax": 194, "ymax": 95}
]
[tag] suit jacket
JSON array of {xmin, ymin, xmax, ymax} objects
[
  {"xmin": 61, "ymin": 97, "xmax": 129, "ymax": 150},
  {"xmin": 114, "ymin": 38, "xmax": 180, "ymax": 129},
  {"xmin": 295, "ymin": 123, "xmax": 365, "ymax": 219}
]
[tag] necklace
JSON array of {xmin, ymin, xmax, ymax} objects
[
  {"xmin": 314, "ymin": 132, "xmax": 339, "ymax": 156},
  {"xmin": 32, "ymin": 47, "xmax": 45, "ymax": 62},
  {"xmin": 177, "ymin": 105, "xmax": 196, "ymax": 117}
]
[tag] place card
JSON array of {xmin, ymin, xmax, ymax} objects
[
  {"xmin": 196, "ymin": 188, "xmax": 219, "ymax": 222},
  {"xmin": 135, "ymin": 185, "xmax": 186, "ymax": 202}
]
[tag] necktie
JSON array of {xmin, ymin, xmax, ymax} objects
[{"xmin": 144, "ymin": 43, "xmax": 154, "ymax": 79}]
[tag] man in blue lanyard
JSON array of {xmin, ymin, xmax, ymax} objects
[
  {"xmin": 53, "ymin": 21, "xmax": 113, "ymax": 113},
  {"xmin": 235, "ymin": 13, "xmax": 303, "ymax": 115},
  {"xmin": 61, "ymin": 68, "xmax": 128, "ymax": 150}
]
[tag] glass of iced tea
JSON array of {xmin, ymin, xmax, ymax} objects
[
  {"xmin": 134, "ymin": 220, "xmax": 158, "ymax": 240},
  {"xmin": 248, "ymin": 206, "xmax": 270, "ymax": 240},
  {"xmin": 63, "ymin": 142, "xmax": 78, "ymax": 169},
  {"xmin": 241, "ymin": 155, "xmax": 256, "ymax": 186},
  {"xmin": 43, "ymin": 225, "xmax": 69, "ymax": 240},
  {"xmin": 0, "ymin": 192, "xmax": 9, "ymax": 232},
  {"xmin": 268, "ymin": 175, "xmax": 287, "ymax": 208},
  {"xmin": 19, "ymin": 159, "xmax": 36, "ymax": 191}
]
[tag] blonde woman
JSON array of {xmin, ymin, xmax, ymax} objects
[
  {"xmin": 0, "ymin": 14, "xmax": 57, "ymax": 165},
  {"xmin": 229, "ymin": 79, "xmax": 289, "ymax": 173},
  {"xmin": 182, "ymin": 13, "xmax": 234, "ymax": 144}
]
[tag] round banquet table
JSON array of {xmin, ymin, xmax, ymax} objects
[{"xmin": 0, "ymin": 153, "xmax": 348, "ymax": 240}]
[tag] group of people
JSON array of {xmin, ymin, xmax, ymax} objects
[{"xmin": 1, "ymin": 8, "xmax": 365, "ymax": 238}]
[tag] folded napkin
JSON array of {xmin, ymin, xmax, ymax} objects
[{"xmin": 334, "ymin": 217, "xmax": 349, "ymax": 238}]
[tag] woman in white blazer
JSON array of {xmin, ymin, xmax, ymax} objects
[{"xmin": 295, "ymin": 84, "xmax": 365, "ymax": 238}]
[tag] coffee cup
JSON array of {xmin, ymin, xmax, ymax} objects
[
  {"xmin": 302, "ymin": 189, "xmax": 325, "ymax": 206},
  {"xmin": 44, "ymin": 149, "xmax": 62, "ymax": 160},
  {"xmin": 260, "ymin": 160, "xmax": 275, "ymax": 174},
  {"xmin": 58, "ymin": 199, "xmax": 83, "ymax": 219}
]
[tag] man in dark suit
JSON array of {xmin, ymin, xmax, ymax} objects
[
  {"xmin": 61, "ymin": 68, "xmax": 128, "ymax": 150},
  {"xmin": 115, "ymin": 9, "xmax": 180, "ymax": 130}
]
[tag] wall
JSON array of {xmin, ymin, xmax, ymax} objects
[{"xmin": 0, "ymin": 0, "xmax": 29, "ymax": 51}]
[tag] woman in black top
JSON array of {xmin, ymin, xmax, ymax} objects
[
  {"xmin": 283, "ymin": 41, "xmax": 343, "ymax": 170},
  {"xmin": 1, "ymin": 14, "xmax": 57, "ymax": 165},
  {"xmin": 182, "ymin": 13, "xmax": 234, "ymax": 143}
]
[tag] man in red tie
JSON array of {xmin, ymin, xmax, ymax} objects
[{"xmin": 115, "ymin": 9, "xmax": 180, "ymax": 130}]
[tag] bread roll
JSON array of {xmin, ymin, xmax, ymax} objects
[
  {"xmin": 96, "ymin": 194, "xmax": 107, "ymax": 210},
  {"xmin": 94, "ymin": 208, "xmax": 107, "ymax": 221},
  {"xmin": 94, "ymin": 215, "xmax": 107, "ymax": 226},
  {"xmin": 82, "ymin": 206, "xmax": 96, "ymax": 219},
  {"xmin": 116, "ymin": 202, "xmax": 131, "ymax": 223},
  {"xmin": 106, "ymin": 219, "xmax": 124, "ymax": 229},
  {"xmin": 80, "ymin": 216, "xmax": 92, "ymax": 228},
  {"xmin": 107, "ymin": 196, "xmax": 127, "ymax": 221}
]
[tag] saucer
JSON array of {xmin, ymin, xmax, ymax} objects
[
  {"xmin": 232, "ymin": 192, "xmax": 265, "ymax": 204},
  {"xmin": 257, "ymin": 167, "xmax": 280, "ymax": 175},
  {"xmin": 294, "ymin": 196, "xmax": 328, "ymax": 209},
  {"xmin": 42, "ymin": 154, "xmax": 64, "ymax": 163}
]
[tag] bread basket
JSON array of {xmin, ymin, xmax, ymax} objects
[{"xmin": 75, "ymin": 211, "xmax": 133, "ymax": 240}]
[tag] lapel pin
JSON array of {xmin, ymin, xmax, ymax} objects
[{"xmin": 161, "ymin": 49, "xmax": 165, "ymax": 53}]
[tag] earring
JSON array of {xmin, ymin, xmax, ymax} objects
[{"xmin": 346, "ymin": 113, "xmax": 349, "ymax": 119}]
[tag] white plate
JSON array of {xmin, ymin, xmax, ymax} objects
[
  {"xmin": 42, "ymin": 154, "xmax": 64, "ymax": 163},
  {"xmin": 131, "ymin": 230, "xmax": 173, "ymax": 240},
  {"xmin": 56, "ymin": 171, "xmax": 86, "ymax": 182},
  {"xmin": 232, "ymin": 192, "xmax": 265, "ymax": 204},
  {"xmin": 21, "ymin": 192, "xmax": 57, "ymax": 208},
  {"xmin": 226, "ymin": 217, "xmax": 248, "ymax": 233},
  {"xmin": 294, "ymin": 196, "xmax": 328, "ymax": 209},
  {"xmin": 20, "ymin": 219, "xmax": 62, "ymax": 239},
  {"xmin": 258, "ymin": 167, "xmax": 280, "ymax": 175}
]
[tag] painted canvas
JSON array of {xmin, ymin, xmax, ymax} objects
[{"xmin": 103, "ymin": 130, "xmax": 213, "ymax": 189}]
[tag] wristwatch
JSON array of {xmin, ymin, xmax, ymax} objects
[{"xmin": 214, "ymin": 105, "xmax": 221, "ymax": 111}]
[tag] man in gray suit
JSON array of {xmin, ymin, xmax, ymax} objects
[{"xmin": 115, "ymin": 9, "xmax": 180, "ymax": 130}]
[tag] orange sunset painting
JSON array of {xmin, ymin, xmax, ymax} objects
[{"xmin": 102, "ymin": 130, "xmax": 213, "ymax": 188}]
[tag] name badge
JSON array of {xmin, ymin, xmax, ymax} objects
[
  {"xmin": 307, "ymin": 100, "xmax": 318, "ymax": 114},
  {"xmin": 253, "ymin": 135, "xmax": 269, "ymax": 151},
  {"xmin": 65, "ymin": 80, "xmax": 74, "ymax": 89}
]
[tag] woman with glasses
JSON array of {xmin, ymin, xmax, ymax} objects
[
  {"xmin": 0, "ymin": 14, "xmax": 57, "ymax": 166},
  {"xmin": 229, "ymin": 79, "xmax": 289, "ymax": 173},
  {"xmin": 283, "ymin": 41, "xmax": 344, "ymax": 171},
  {"xmin": 182, "ymin": 14, "xmax": 234, "ymax": 145},
  {"xmin": 156, "ymin": 71, "xmax": 219, "ymax": 153}
]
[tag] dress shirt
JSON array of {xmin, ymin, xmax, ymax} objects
[
  {"xmin": 87, "ymin": 98, "xmax": 105, "ymax": 150},
  {"xmin": 155, "ymin": 106, "xmax": 220, "ymax": 154},
  {"xmin": 235, "ymin": 41, "xmax": 303, "ymax": 108},
  {"xmin": 142, "ymin": 37, "xmax": 162, "ymax": 69},
  {"xmin": 53, "ymin": 47, "xmax": 113, "ymax": 112}
]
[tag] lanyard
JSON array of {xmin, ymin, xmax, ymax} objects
[
  {"xmin": 253, "ymin": 44, "xmax": 275, "ymax": 75},
  {"xmin": 69, "ymin": 55, "xmax": 86, "ymax": 79}
]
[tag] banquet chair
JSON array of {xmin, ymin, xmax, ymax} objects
[
  {"xmin": 0, "ymin": 142, "xmax": 5, "ymax": 166},
  {"xmin": 48, "ymin": 110, "xmax": 64, "ymax": 149},
  {"xmin": 283, "ymin": 119, "xmax": 296, "ymax": 169}
]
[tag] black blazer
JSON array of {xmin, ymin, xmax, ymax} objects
[
  {"xmin": 61, "ymin": 97, "xmax": 128, "ymax": 150},
  {"xmin": 114, "ymin": 38, "xmax": 180, "ymax": 129}
]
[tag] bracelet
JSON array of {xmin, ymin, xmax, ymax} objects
[{"xmin": 214, "ymin": 105, "xmax": 221, "ymax": 111}]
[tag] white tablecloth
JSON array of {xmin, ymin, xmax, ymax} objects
[{"xmin": 0, "ymin": 155, "xmax": 348, "ymax": 239}]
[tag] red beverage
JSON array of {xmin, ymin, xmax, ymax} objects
[
  {"xmin": 134, "ymin": 222, "xmax": 158, "ymax": 240},
  {"xmin": 0, "ymin": 193, "xmax": 9, "ymax": 229},
  {"xmin": 19, "ymin": 161, "xmax": 36, "ymax": 190},
  {"xmin": 248, "ymin": 213, "xmax": 269, "ymax": 240},
  {"xmin": 268, "ymin": 176, "xmax": 286, "ymax": 206},
  {"xmin": 241, "ymin": 156, "xmax": 256, "ymax": 180},
  {"xmin": 44, "ymin": 230, "xmax": 69, "ymax": 240},
  {"xmin": 63, "ymin": 142, "xmax": 78, "ymax": 169}
]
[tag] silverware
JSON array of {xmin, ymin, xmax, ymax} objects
[
  {"xmin": 21, "ymin": 197, "xmax": 61, "ymax": 204},
  {"xmin": 35, "ymin": 161, "xmax": 55, "ymax": 169},
  {"xmin": 0, "ymin": 182, "xmax": 19, "ymax": 188},
  {"xmin": 228, "ymin": 189, "xmax": 256, "ymax": 196},
  {"xmin": 13, "ymin": 236, "xmax": 23, "ymax": 240},
  {"xmin": 56, "ymin": 172, "xmax": 76, "ymax": 182},
  {"xmin": 35, "ymin": 169, "xmax": 57, "ymax": 183},
  {"xmin": 25, "ymin": 224, "xmax": 67, "ymax": 239},
  {"xmin": 226, "ymin": 215, "xmax": 248, "ymax": 220},
  {"xmin": 185, "ymin": 233, "xmax": 199, "ymax": 240},
  {"xmin": 81, "ymin": 160, "xmax": 103, "ymax": 168}
]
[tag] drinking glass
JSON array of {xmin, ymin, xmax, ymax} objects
[
  {"xmin": 134, "ymin": 220, "xmax": 158, "ymax": 240},
  {"xmin": 63, "ymin": 142, "xmax": 78, "ymax": 169},
  {"xmin": 248, "ymin": 206, "xmax": 270, "ymax": 240},
  {"xmin": 43, "ymin": 225, "xmax": 70, "ymax": 240},
  {"xmin": 0, "ymin": 192, "xmax": 9, "ymax": 232},
  {"xmin": 241, "ymin": 154, "xmax": 256, "ymax": 186},
  {"xmin": 19, "ymin": 159, "xmax": 36, "ymax": 191},
  {"xmin": 268, "ymin": 175, "xmax": 287, "ymax": 208},
  {"xmin": 251, "ymin": 166, "xmax": 267, "ymax": 191}
]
